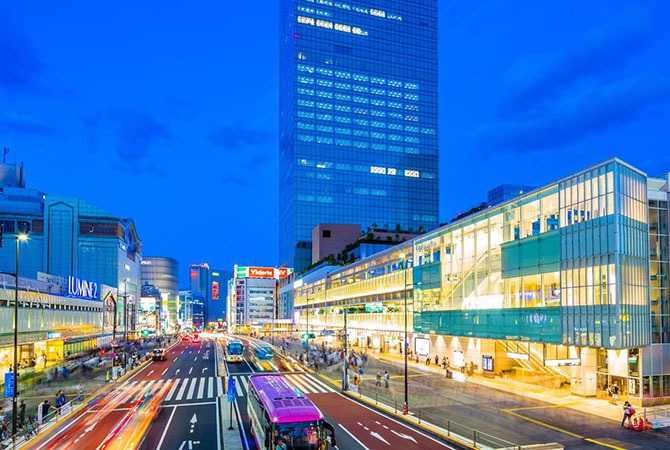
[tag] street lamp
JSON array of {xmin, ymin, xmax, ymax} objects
[
  {"xmin": 305, "ymin": 296, "xmax": 310, "ymax": 365},
  {"xmin": 12, "ymin": 233, "xmax": 28, "ymax": 447},
  {"xmin": 399, "ymin": 252, "xmax": 409, "ymax": 415},
  {"xmin": 123, "ymin": 278, "xmax": 129, "ymax": 366}
]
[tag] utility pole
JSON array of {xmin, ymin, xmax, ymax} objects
[
  {"xmin": 12, "ymin": 234, "xmax": 27, "ymax": 448},
  {"xmin": 402, "ymin": 253, "xmax": 409, "ymax": 415}
]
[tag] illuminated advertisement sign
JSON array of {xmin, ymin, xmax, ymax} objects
[
  {"xmin": 67, "ymin": 276, "xmax": 99, "ymax": 300},
  {"xmin": 235, "ymin": 266, "xmax": 294, "ymax": 279},
  {"xmin": 212, "ymin": 281, "xmax": 219, "ymax": 300},
  {"xmin": 190, "ymin": 270, "xmax": 198, "ymax": 278},
  {"xmin": 415, "ymin": 337, "xmax": 430, "ymax": 356},
  {"xmin": 545, "ymin": 358, "xmax": 580, "ymax": 367}
]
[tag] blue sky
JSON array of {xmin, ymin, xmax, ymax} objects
[{"xmin": 2, "ymin": 1, "xmax": 669, "ymax": 284}]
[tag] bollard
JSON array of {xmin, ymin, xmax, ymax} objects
[
  {"xmin": 376, "ymin": 392, "xmax": 378, "ymax": 405},
  {"xmin": 418, "ymin": 409, "xmax": 421, "ymax": 424},
  {"xmin": 447, "ymin": 420, "xmax": 450, "ymax": 436},
  {"xmin": 395, "ymin": 400, "xmax": 397, "ymax": 414},
  {"xmin": 473, "ymin": 430, "xmax": 477, "ymax": 447}
]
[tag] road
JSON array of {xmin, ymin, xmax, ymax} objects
[
  {"xmin": 227, "ymin": 335, "xmax": 456, "ymax": 450},
  {"xmin": 24, "ymin": 338, "xmax": 222, "ymax": 450}
]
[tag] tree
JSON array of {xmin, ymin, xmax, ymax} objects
[
  {"xmin": 372, "ymin": 222, "xmax": 378, "ymax": 229},
  {"xmin": 418, "ymin": 226, "xmax": 425, "ymax": 233},
  {"xmin": 395, "ymin": 224, "xmax": 402, "ymax": 232}
]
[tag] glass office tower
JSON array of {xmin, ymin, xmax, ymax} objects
[{"xmin": 280, "ymin": 0, "xmax": 439, "ymax": 272}]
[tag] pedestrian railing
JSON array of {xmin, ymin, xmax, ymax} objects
[{"xmin": 643, "ymin": 405, "xmax": 670, "ymax": 429}]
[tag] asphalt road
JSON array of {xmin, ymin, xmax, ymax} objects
[{"xmin": 227, "ymin": 335, "xmax": 457, "ymax": 450}]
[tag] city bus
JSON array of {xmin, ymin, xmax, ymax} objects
[
  {"xmin": 247, "ymin": 374, "xmax": 335, "ymax": 449},
  {"xmin": 225, "ymin": 338, "xmax": 245, "ymax": 362}
]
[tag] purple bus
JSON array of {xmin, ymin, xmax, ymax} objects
[{"xmin": 247, "ymin": 374, "xmax": 336, "ymax": 449}]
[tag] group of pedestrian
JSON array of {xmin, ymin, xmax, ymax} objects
[{"xmin": 375, "ymin": 371, "xmax": 390, "ymax": 388}]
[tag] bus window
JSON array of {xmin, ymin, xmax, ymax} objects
[{"xmin": 275, "ymin": 422, "xmax": 322, "ymax": 449}]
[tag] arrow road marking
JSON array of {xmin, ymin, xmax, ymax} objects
[
  {"xmin": 190, "ymin": 413, "xmax": 198, "ymax": 424},
  {"xmin": 391, "ymin": 430, "xmax": 418, "ymax": 444},
  {"xmin": 370, "ymin": 431, "xmax": 391, "ymax": 446},
  {"xmin": 202, "ymin": 367, "xmax": 207, "ymax": 373},
  {"xmin": 175, "ymin": 369, "xmax": 180, "ymax": 375}
]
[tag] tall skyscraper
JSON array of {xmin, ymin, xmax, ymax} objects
[{"xmin": 279, "ymin": 0, "xmax": 440, "ymax": 272}]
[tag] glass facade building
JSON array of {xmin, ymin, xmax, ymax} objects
[
  {"xmin": 279, "ymin": 0, "xmax": 440, "ymax": 272},
  {"xmin": 141, "ymin": 256, "xmax": 180, "ymax": 329},
  {"xmin": 291, "ymin": 158, "xmax": 670, "ymax": 405}
]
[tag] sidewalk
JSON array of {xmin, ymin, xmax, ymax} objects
[{"xmin": 374, "ymin": 350, "xmax": 624, "ymax": 423}]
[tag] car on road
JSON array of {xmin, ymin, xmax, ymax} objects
[{"xmin": 151, "ymin": 348, "xmax": 167, "ymax": 361}]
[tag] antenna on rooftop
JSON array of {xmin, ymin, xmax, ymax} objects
[{"xmin": 2, "ymin": 148, "xmax": 8, "ymax": 163}]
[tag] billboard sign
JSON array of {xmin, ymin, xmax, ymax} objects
[
  {"xmin": 236, "ymin": 266, "xmax": 294, "ymax": 279},
  {"xmin": 212, "ymin": 281, "xmax": 219, "ymax": 300},
  {"xmin": 68, "ymin": 276, "xmax": 99, "ymax": 300}
]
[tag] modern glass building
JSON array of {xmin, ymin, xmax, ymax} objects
[
  {"xmin": 279, "ymin": 0, "xmax": 440, "ymax": 272},
  {"xmin": 291, "ymin": 158, "xmax": 670, "ymax": 405},
  {"xmin": 141, "ymin": 256, "xmax": 179, "ymax": 330}
]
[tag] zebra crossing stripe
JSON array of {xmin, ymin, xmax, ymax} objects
[
  {"xmin": 298, "ymin": 375, "xmax": 326, "ymax": 393},
  {"xmin": 285, "ymin": 375, "xmax": 310, "ymax": 394},
  {"xmin": 217, "ymin": 377, "xmax": 223, "ymax": 397},
  {"xmin": 207, "ymin": 377, "xmax": 214, "ymax": 398},
  {"xmin": 197, "ymin": 377, "xmax": 206, "ymax": 399},
  {"xmin": 235, "ymin": 377, "xmax": 244, "ymax": 397},
  {"xmin": 165, "ymin": 379, "xmax": 178, "ymax": 401},
  {"xmin": 175, "ymin": 378, "xmax": 189, "ymax": 401},
  {"xmin": 186, "ymin": 378, "xmax": 198, "ymax": 400},
  {"xmin": 307, "ymin": 375, "xmax": 335, "ymax": 393}
]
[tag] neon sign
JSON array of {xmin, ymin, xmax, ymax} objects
[{"xmin": 68, "ymin": 276, "xmax": 99, "ymax": 300}]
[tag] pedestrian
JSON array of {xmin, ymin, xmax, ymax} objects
[
  {"xmin": 40, "ymin": 400, "xmax": 56, "ymax": 422},
  {"xmin": 435, "ymin": 355, "xmax": 439, "ymax": 365},
  {"xmin": 55, "ymin": 390, "xmax": 66, "ymax": 413},
  {"xmin": 621, "ymin": 401, "xmax": 633, "ymax": 427},
  {"xmin": 384, "ymin": 370, "xmax": 389, "ymax": 388},
  {"xmin": 354, "ymin": 374, "xmax": 359, "ymax": 386},
  {"xmin": 376, "ymin": 372, "xmax": 381, "ymax": 387},
  {"xmin": 608, "ymin": 382, "xmax": 620, "ymax": 405},
  {"xmin": 275, "ymin": 437, "xmax": 288, "ymax": 450},
  {"xmin": 442, "ymin": 356, "xmax": 446, "ymax": 369},
  {"xmin": 425, "ymin": 356, "xmax": 430, "ymax": 366},
  {"xmin": 19, "ymin": 400, "xmax": 26, "ymax": 426}
]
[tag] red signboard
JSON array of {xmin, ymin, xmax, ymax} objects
[
  {"xmin": 248, "ymin": 267, "xmax": 275, "ymax": 278},
  {"xmin": 212, "ymin": 281, "xmax": 219, "ymax": 300}
]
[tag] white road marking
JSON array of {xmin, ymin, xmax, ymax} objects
[
  {"xmin": 370, "ymin": 431, "xmax": 390, "ymax": 446},
  {"xmin": 194, "ymin": 357, "xmax": 198, "ymax": 362},
  {"xmin": 339, "ymin": 425, "xmax": 370, "ymax": 450},
  {"xmin": 235, "ymin": 377, "xmax": 244, "ymax": 397},
  {"xmin": 187, "ymin": 377, "xmax": 198, "ymax": 400},
  {"xmin": 176, "ymin": 369, "xmax": 181, "ymax": 375},
  {"xmin": 240, "ymin": 376, "xmax": 249, "ymax": 392},
  {"xmin": 189, "ymin": 367, "xmax": 193, "ymax": 374},
  {"xmin": 176, "ymin": 378, "xmax": 190, "ymax": 401},
  {"xmin": 197, "ymin": 377, "xmax": 206, "ymax": 399},
  {"xmin": 391, "ymin": 429, "xmax": 418, "ymax": 444},
  {"xmin": 208, "ymin": 377, "xmax": 214, "ymax": 398},
  {"xmin": 217, "ymin": 377, "xmax": 223, "ymax": 397},
  {"xmin": 156, "ymin": 406, "xmax": 177, "ymax": 450},
  {"xmin": 202, "ymin": 367, "xmax": 208, "ymax": 373},
  {"xmin": 165, "ymin": 379, "xmax": 178, "ymax": 401}
]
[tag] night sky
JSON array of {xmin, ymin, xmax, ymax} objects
[{"xmin": 2, "ymin": 1, "xmax": 669, "ymax": 286}]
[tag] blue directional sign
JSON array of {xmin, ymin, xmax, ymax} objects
[
  {"xmin": 4, "ymin": 373, "xmax": 14, "ymax": 398},
  {"xmin": 227, "ymin": 378, "xmax": 236, "ymax": 402}
]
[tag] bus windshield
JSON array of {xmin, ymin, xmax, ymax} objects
[
  {"xmin": 228, "ymin": 343, "xmax": 243, "ymax": 355},
  {"xmin": 275, "ymin": 421, "xmax": 322, "ymax": 449}
]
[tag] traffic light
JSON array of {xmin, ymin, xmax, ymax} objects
[{"xmin": 302, "ymin": 333, "xmax": 314, "ymax": 340}]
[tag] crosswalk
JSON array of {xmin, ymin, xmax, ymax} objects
[{"xmin": 116, "ymin": 373, "xmax": 338, "ymax": 405}]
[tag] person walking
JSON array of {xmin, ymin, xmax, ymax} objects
[
  {"xmin": 376, "ymin": 372, "xmax": 382, "ymax": 387},
  {"xmin": 425, "ymin": 356, "xmax": 430, "ymax": 366},
  {"xmin": 55, "ymin": 390, "xmax": 66, "ymax": 414},
  {"xmin": 384, "ymin": 370, "xmax": 389, "ymax": 388},
  {"xmin": 621, "ymin": 401, "xmax": 633, "ymax": 428},
  {"xmin": 435, "ymin": 355, "xmax": 439, "ymax": 365}
]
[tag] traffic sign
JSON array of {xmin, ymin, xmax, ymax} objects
[
  {"xmin": 227, "ymin": 378, "xmax": 236, "ymax": 402},
  {"xmin": 112, "ymin": 339, "xmax": 118, "ymax": 346},
  {"xmin": 109, "ymin": 352, "xmax": 116, "ymax": 360},
  {"xmin": 4, "ymin": 373, "xmax": 14, "ymax": 398}
]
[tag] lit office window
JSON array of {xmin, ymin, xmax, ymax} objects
[
  {"xmin": 297, "ymin": 111, "xmax": 314, "ymax": 119},
  {"xmin": 405, "ymin": 93, "xmax": 419, "ymax": 101},
  {"xmin": 353, "ymin": 85, "xmax": 369, "ymax": 93},
  {"xmin": 297, "ymin": 16, "xmax": 315, "ymax": 26},
  {"xmin": 389, "ymin": 112, "xmax": 403, "ymax": 119},
  {"xmin": 334, "ymin": 2, "xmax": 350, "ymax": 10},
  {"xmin": 316, "ymin": 67, "xmax": 333, "ymax": 76},
  {"xmin": 317, "ymin": 90, "xmax": 333, "ymax": 98},
  {"xmin": 371, "ymin": 121, "xmax": 386, "ymax": 128},
  {"xmin": 335, "ymin": 116, "xmax": 351, "ymax": 123},
  {"xmin": 353, "ymin": 74, "xmax": 369, "ymax": 82},
  {"xmin": 335, "ymin": 93, "xmax": 351, "ymax": 101},
  {"xmin": 298, "ymin": 76, "xmax": 315, "ymax": 84},
  {"xmin": 405, "ymin": 147, "xmax": 419, "ymax": 154},
  {"xmin": 388, "ymin": 80, "xmax": 402, "ymax": 87},
  {"xmin": 352, "ymin": 27, "xmax": 368, "ymax": 36},
  {"xmin": 297, "ymin": 122, "xmax": 315, "ymax": 130},
  {"xmin": 353, "ymin": 96, "xmax": 369, "ymax": 104},
  {"xmin": 371, "ymin": 143, "xmax": 386, "ymax": 150},
  {"xmin": 316, "ymin": 19, "xmax": 333, "ymax": 29},
  {"xmin": 316, "ymin": 79, "xmax": 333, "ymax": 87},
  {"xmin": 353, "ymin": 108, "xmax": 368, "ymax": 115},
  {"xmin": 370, "ymin": 166, "xmax": 386, "ymax": 174},
  {"xmin": 297, "ymin": 99, "xmax": 315, "ymax": 107},
  {"xmin": 316, "ymin": 9, "xmax": 332, "ymax": 17},
  {"xmin": 317, "ymin": 102, "xmax": 333, "ymax": 109},
  {"xmin": 317, "ymin": 125, "xmax": 333, "ymax": 132},
  {"xmin": 405, "ymin": 104, "xmax": 419, "ymax": 111},
  {"xmin": 335, "ymin": 71, "xmax": 351, "ymax": 79},
  {"xmin": 389, "ymin": 145, "xmax": 402, "ymax": 152},
  {"xmin": 404, "ymin": 82, "xmax": 419, "ymax": 90},
  {"xmin": 371, "ymin": 189, "xmax": 387, "ymax": 196},
  {"xmin": 388, "ymin": 123, "xmax": 402, "ymax": 130},
  {"xmin": 353, "ymin": 118, "xmax": 368, "ymax": 126},
  {"xmin": 297, "ymin": 88, "xmax": 314, "ymax": 96},
  {"xmin": 405, "ymin": 136, "xmax": 419, "ymax": 144},
  {"xmin": 404, "ymin": 170, "xmax": 420, "ymax": 178},
  {"xmin": 297, "ymin": 134, "xmax": 315, "ymax": 142},
  {"xmin": 335, "ymin": 127, "xmax": 351, "ymax": 135},
  {"xmin": 370, "ymin": 8, "xmax": 386, "ymax": 18},
  {"xmin": 389, "ymin": 101, "xmax": 403, "ymax": 109},
  {"xmin": 335, "ymin": 139, "xmax": 351, "ymax": 146},
  {"xmin": 405, "ymin": 115, "xmax": 418, "ymax": 121},
  {"xmin": 334, "ymin": 105, "xmax": 351, "ymax": 112},
  {"xmin": 388, "ymin": 168, "xmax": 397, "ymax": 175},
  {"xmin": 316, "ymin": 113, "xmax": 332, "ymax": 120},
  {"xmin": 353, "ymin": 141, "xmax": 369, "ymax": 149},
  {"xmin": 405, "ymin": 126, "xmax": 419, "ymax": 133},
  {"xmin": 371, "ymin": 77, "xmax": 386, "ymax": 84},
  {"xmin": 334, "ymin": 23, "xmax": 351, "ymax": 33},
  {"xmin": 371, "ymin": 132, "xmax": 386, "ymax": 140},
  {"xmin": 335, "ymin": 82, "xmax": 351, "ymax": 90},
  {"xmin": 421, "ymin": 128, "xmax": 436, "ymax": 135},
  {"xmin": 388, "ymin": 91, "xmax": 402, "ymax": 98},
  {"xmin": 370, "ymin": 110, "xmax": 386, "ymax": 117},
  {"xmin": 316, "ymin": 136, "xmax": 333, "ymax": 144},
  {"xmin": 297, "ymin": 64, "xmax": 315, "ymax": 73},
  {"xmin": 353, "ymin": 129, "xmax": 369, "ymax": 137}
]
